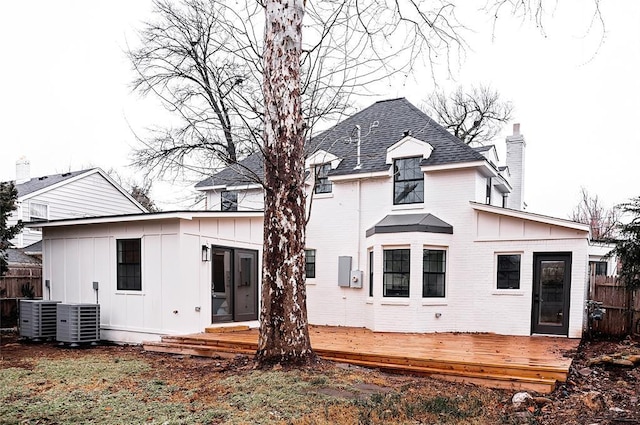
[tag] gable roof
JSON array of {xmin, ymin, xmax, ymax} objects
[
  {"xmin": 196, "ymin": 98, "xmax": 486, "ymax": 188},
  {"xmin": 9, "ymin": 168, "xmax": 147, "ymax": 212},
  {"xmin": 15, "ymin": 169, "xmax": 92, "ymax": 197}
]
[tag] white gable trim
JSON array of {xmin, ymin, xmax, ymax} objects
[
  {"xmin": 386, "ymin": 136, "xmax": 433, "ymax": 164},
  {"xmin": 306, "ymin": 150, "xmax": 342, "ymax": 169},
  {"xmin": 470, "ymin": 201, "xmax": 590, "ymax": 232}
]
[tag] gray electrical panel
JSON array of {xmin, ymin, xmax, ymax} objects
[
  {"xmin": 338, "ymin": 256, "xmax": 352, "ymax": 287},
  {"xmin": 56, "ymin": 303, "xmax": 100, "ymax": 346},
  {"xmin": 19, "ymin": 300, "xmax": 60, "ymax": 340}
]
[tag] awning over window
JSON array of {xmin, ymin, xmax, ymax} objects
[{"xmin": 365, "ymin": 213, "xmax": 453, "ymax": 237}]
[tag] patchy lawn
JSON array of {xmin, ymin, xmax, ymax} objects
[{"xmin": 1, "ymin": 332, "xmax": 639, "ymax": 424}]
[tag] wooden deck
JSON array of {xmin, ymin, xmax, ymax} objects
[{"xmin": 143, "ymin": 326, "xmax": 580, "ymax": 394}]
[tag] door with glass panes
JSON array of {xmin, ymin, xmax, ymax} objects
[{"xmin": 211, "ymin": 247, "xmax": 258, "ymax": 323}]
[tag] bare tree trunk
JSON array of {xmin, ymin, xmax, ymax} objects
[{"xmin": 257, "ymin": 0, "xmax": 314, "ymax": 365}]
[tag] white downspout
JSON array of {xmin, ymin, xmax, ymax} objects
[{"xmin": 356, "ymin": 179, "xmax": 361, "ymax": 270}]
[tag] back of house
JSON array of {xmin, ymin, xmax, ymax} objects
[{"xmin": 196, "ymin": 98, "xmax": 590, "ymax": 339}]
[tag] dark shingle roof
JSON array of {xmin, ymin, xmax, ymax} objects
[
  {"xmin": 23, "ymin": 240, "xmax": 42, "ymax": 254},
  {"xmin": 195, "ymin": 153, "xmax": 264, "ymax": 188},
  {"xmin": 365, "ymin": 213, "xmax": 453, "ymax": 237},
  {"xmin": 308, "ymin": 98, "xmax": 484, "ymax": 176},
  {"xmin": 6, "ymin": 248, "xmax": 41, "ymax": 265},
  {"xmin": 196, "ymin": 98, "xmax": 486, "ymax": 187},
  {"xmin": 15, "ymin": 169, "xmax": 92, "ymax": 197}
]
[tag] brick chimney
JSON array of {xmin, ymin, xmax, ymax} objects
[
  {"xmin": 505, "ymin": 124, "xmax": 526, "ymax": 210},
  {"xmin": 16, "ymin": 157, "xmax": 31, "ymax": 184}
]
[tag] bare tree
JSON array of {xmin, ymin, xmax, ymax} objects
[
  {"xmin": 128, "ymin": 0, "xmax": 264, "ymax": 181},
  {"xmin": 571, "ymin": 188, "xmax": 619, "ymax": 241},
  {"xmin": 130, "ymin": 182, "xmax": 160, "ymax": 213},
  {"xmin": 129, "ymin": 0, "xmax": 468, "ymax": 185},
  {"xmin": 425, "ymin": 84, "xmax": 513, "ymax": 145},
  {"xmin": 106, "ymin": 168, "xmax": 160, "ymax": 213}
]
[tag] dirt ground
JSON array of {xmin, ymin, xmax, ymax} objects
[{"xmin": 1, "ymin": 331, "xmax": 639, "ymax": 424}]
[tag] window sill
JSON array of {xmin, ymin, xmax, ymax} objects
[
  {"xmin": 391, "ymin": 203, "xmax": 424, "ymax": 211},
  {"xmin": 491, "ymin": 290, "xmax": 524, "ymax": 296},
  {"xmin": 313, "ymin": 192, "xmax": 333, "ymax": 199},
  {"xmin": 380, "ymin": 299, "xmax": 410, "ymax": 306},
  {"xmin": 366, "ymin": 298, "xmax": 374, "ymax": 305},
  {"xmin": 305, "ymin": 279, "xmax": 317, "ymax": 285},
  {"xmin": 115, "ymin": 291, "xmax": 145, "ymax": 296},
  {"xmin": 421, "ymin": 299, "xmax": 448, "ymax": 306}
]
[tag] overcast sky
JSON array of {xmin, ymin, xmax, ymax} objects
[{"xmin": 0, "ymin": 1, "xmax": 638, "ymax": 218}]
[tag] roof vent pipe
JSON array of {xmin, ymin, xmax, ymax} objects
[{"xmin": 352, "ymin": 125, "xmax": 362, "ymax": 170}]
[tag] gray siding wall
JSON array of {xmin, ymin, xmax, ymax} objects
[{"xmin": 10, "ymin": 172, "xmax": 144, "ymax": 248}]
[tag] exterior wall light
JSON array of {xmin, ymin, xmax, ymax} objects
[{"xmin": 201, "ymin": 244, "xmax": 211, "ymax": 262}]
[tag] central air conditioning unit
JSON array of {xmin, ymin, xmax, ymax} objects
[
  {"xmin": 56, "ymin": 303, "xmax": 100, "ymax": 346},
  {"xmin": 19, "ymin": 300, "xmax": 60, "ymax": 341}
]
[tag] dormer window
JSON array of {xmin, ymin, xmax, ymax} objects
[
  {"xmin": 314, "ymin": 163, "xmax": 332, "ymax": 194},
  {"xmin": 221, "ymin": 190, "xmax": 238, "ymax": 211},
  {"xmin": 486, "ymin": 177, "xmax": 492, "ymax": 205},
  {"xmin": 393, "ymin": 157, "xmax": 424, "ymax": 205}
]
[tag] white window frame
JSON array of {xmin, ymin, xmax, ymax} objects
[{"xmin": 28, "ymin": 201, "xmax": 49, "ymax": 221}]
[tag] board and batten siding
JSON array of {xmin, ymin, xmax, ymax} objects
[{"xmin": 42, "ymin": 215, "xmax": 263, "ymax": 343}]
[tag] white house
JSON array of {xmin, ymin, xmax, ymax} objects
[
  {"xmin": 7, "ymin": 162, "xmax": 147, "ymax": 249},
  {"xmin": 196, "ymin": 98, "xmax": 590, "ymax": 338},
  {"xmin": 34, "ymin": 98, "xmax": 590, "ymax": 342}
]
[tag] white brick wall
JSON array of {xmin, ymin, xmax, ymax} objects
[
  {"xmin": 200, "ymin": 154, "xmax": 588, "ymax": 338},
  {"xmin": 304, "ymin": 165, "xmax": 588, "ymax": 338}
]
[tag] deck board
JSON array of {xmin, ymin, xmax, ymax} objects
[{"xmin": 144, "ymin": 325, "xmax": 580, "ymax": 394}]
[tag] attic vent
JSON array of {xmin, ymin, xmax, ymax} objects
[
  {"xmin": 61, "ymin": 172, "xmax": 71, "ymax": 177},
  {"xmin": 403, "ymin": 130, "xmax": 411, "ymax": 137},
  {"xmin": 38, "ymin": 176, "xmax": 48, "ymax": 181}
]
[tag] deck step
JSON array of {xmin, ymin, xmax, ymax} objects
[
  {"xmin": 315, "ymin": 349, "xmax": 569, "ymax": 382},
  {"xmin": 205, "ymin": 325, "xmax": 251, "ymax": 333},
  {"xmin": 144, "ymin": 341, "xmax": 254, "ymax": 358}
]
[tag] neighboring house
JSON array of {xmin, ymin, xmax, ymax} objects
[
  {"xmin": 33, "ymin": 98, "xmax": 590, "ymax": 343},
  {"xmin": 6, "ymin": 162, "xmax": 148, "ymax": 249},
  {"xmin": 588, "ymin": 240, "xmax": 618, "ymax": 278}
]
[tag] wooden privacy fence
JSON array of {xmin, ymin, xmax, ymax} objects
[
  {"xmin": 0, "ymin": 266, "xmax": 43, "ymax": 327},
  {"xmin": 590, "ymin": 275, "xmax": 640, "ymax": 336}
]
